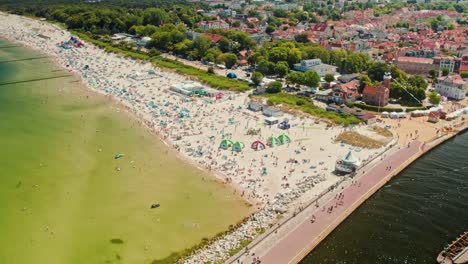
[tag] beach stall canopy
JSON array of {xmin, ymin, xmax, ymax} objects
[
  {"xmin": 267, "ymin": 137, "xmax": 281, "ymax": 147},
  {"xmin": 278, "ymin": 134, "xmax": 291, "ymax": 144},
  {"xmin": 232, "ymin": 141, "xmax": 245, "ymax": 152},
  {"xmin": 226, "ymin": 72, "xmax": 237, "ymax": 79},
  {"xmin": 251, "ymin": 140, "xmax": 266, "ymax": 151},
  {"xmin": 219, "ymin": 139, "xmax": 234, "ymax": 150}
]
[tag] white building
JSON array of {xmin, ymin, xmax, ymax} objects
[
  {"xmin": 293, "ymin": 59, "xmax": 337, "ymax": 77},
  {"xmin": 335, "ymin": 150, "xmax": 361, "ymax": 174},
  {"xmin": 435, "ymin": 75, "xmax": 467, "ymax": 100},
  {"xmin": 197, "ymin": 20, "xmax": 229, "ymax": 30}
]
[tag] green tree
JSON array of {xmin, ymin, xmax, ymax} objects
[
  {"xmin": 367, "ymin": 62, "xmax": 391, "ymax": 81},
  {"xmin": 287, "ymin": 48, "xmax": 302, "ymax": 67},
  {"xmin": 268, "ymin": 47, "xmax": 289, "ymax": 63},
  {"xmin": 324, "ymin": 73, "xmax": 335, "ymax": 86},
  {"xmin": 429, "ymin": 69, "xmax": 438, "ymax": 79},
  {"xmin": 304, "ymin": 70, "xmax": 320, "ymax": 87},
  {"xmin": 428, "ymin": 91, "xmax": 441, "ymax": 105},
  {"xmin": 294, "ymin": 32, "xmax": 309, "ymax": 43},
  {"xmin": 359, "ymin": 74, "xmax": 372, "ymax": 93},
  {"xmin": 257, "ymin": 59, "xmax": 270, "ymax": 75},
  {"xmin": 442, "ymin": 67, "xmax": 449, "ymax": 76},
  {"xmin": 265, "ymin": 25, "xmax": 276, "ymax": 34},
  {"xmin": 286, "ymin": 72, "xmax": 305, "ymax": 86},
  {"xmin": 221, "ymin": 53, "xmax": 238, "ymax": 69},
  {"xmin": 461, "ymin": 71, "xmax": 468, "ymax": 78},
  {"xmin": 407, "ymin": 75, "xmax": 428, "ymax": 90},
  {"xmin": 207, "ymin": 66, "xmax": 215, "ymax": 74},
  {"xmin": 192, "ymin": 35, "xmax": 212, "ymax": 59},
  {"xmin": 274, "ymin": 61, "xmax": 289, "ymax": 78},
  {"xmin": 203, "ymin": 47, "xmax": 222, "ymax": 63},
  {"xmin": 218, "ymin": 37, "xmax": 231, "ymax": 53},
  {"xmin": 266, "ymin": 81, "xmax": 283, "ymax": 93},
  {"xmin": 251, "ymin": 71, "xmax": 264, "ymax": 86}
]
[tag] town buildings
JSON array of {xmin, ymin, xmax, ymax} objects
[
  {"xmin": 330, "ymin": 80, "xmax": 360, "ymax": 104},
  {"xmin": 435, "ymin": 75, "xmax": 467, "ymax": 100},
  {"xmin": 362, "ymin": 72, "xmax": 391, "ymax": 107},
  {"xmin": 395, "ymin": 56, "xmax": 436, "ymax": 75},
  {"xmin": 197, "ymin": 20, "xmax": 229, "ymax": 30}
]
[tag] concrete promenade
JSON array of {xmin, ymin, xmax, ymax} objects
[{"xmin": 259, "ymin": 141, "xmax": 422, "ymax": 264}]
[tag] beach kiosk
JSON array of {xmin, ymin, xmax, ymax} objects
[
  {"xmin": 335, "ymin": 150, "xmax": 361, "ymax": 174},
  {"xmin": 251, "ymin": 141, "xmax": 266, "ymax": 151},
  {"xmin": 232, "ymin": 141, "xmax": 245, "ymax": 152},
  {"xmin": 219, "ymin": 139, "xmax": 234, "ymax": 150},
  {"xmin": 267, "ymin": 137, "xmax": 281, "ymax": 147},
  {"xmin": 278, "ymin": 134, "xmax": 291, "ymax": 144},
  {"xmin": 265, "ymin": 116, "xmax": 279, "ymax": 126}
]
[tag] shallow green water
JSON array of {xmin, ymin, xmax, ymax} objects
[{"xmin": 0, "ymin": 40, "xmax": 252, "ymax": 264}]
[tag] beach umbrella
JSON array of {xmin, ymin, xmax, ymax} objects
[
  {"xmin": 278, "ymin": 134, "xmax": 291, "ymax": 144},
  {"xmin": 251, "ymin": 141, "xmax": 266, "ymax": 151},
  {"xmin": 219, "ymin": 139, "xmax": 234, "ymax": 150}
]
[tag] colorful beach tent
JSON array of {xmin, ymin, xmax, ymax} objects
[
  {"xmin": 251, "ymin": 141, "xmax": 266, "ymax": 151},
  {"xmin": 232, "ymin": 141, "xmax": 245, "ymax": 152},
  {"xmin": 226, "ymin": 72, "xmax": 237, "ymax": 79},
  {"xmin": 219, "ymin": 139, "xmax": 234, "ymax": 150},
  {"xmin": 267, "ymin": 137, "xmax": 281, "ymax": 147},
  {"xmin": 278, "ymin": 134, "xmax": 291, "ymax": 144}
]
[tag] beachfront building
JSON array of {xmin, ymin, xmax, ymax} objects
[
  {"xmin": 435, "ymin": 75, "xmax": 467, "ymax": 100},
  {"xmin": 263, "ymin": 107, "xmax": 283, "ymax": 117},
  {"xmin": 248, "ymin": 101, "xmax": 263, "ymax": 112},
  {"xmin": 170, "ymin": 81, "xmax": 219, "ymax": 97},
  {"xmin": 293, "ymin": 59, "xmax": 337, "ymax": 77},
  {"xmin": 362, "ymin": 72, "xmax": 391, "ymax": 107},
  {"xmin": 331, "ymin": 80, "xmax": 360, "ymax": 104},
  {"xmin": 335, "ymin": 150, "xmax": 361, "ymax": 174}
]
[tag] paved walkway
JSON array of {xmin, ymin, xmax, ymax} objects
[{"xmin": 236, "ymin": 141, "xmax": 422, "ymax": 264}]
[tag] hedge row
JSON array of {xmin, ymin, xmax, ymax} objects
[{"xmin": 350, "ymin": 102, "xmax": 427, "ymax": 113}]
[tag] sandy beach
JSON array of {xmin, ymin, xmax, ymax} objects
[{"xmin": 4, "ymin": 12, "xmax": 466, "ymax": 263}]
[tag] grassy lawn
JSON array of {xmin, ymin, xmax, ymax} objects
[
  {"xmin": 151, "ymin": 57, "xmax": 251, "ymax": 92},
  {"xmin": 256, "ymin": 93, "xmax": 361, "ymax": 126}
]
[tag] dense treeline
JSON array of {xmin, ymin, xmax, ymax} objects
[{"xmin": 0, "ymin": 0, "xmax": 207, "ymax": 34}]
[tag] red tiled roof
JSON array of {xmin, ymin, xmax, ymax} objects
[
  {"xmin": 363, "ymin": 84, "xmax": 378, "ymax": 95},
  {"xmin": 397, "ymin": 56, "xmax": 434, "ymax": 64},
  {"xmin": 312, "ymin": 23, "xmax": 328, "ymax": 32},
  {"xmin": 437, "ymin": 75, "xmax": 466, "ymax": 85},
  {"xmin": 204, "ymin": 33, "xmax": 223, "ymax": 43}
]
